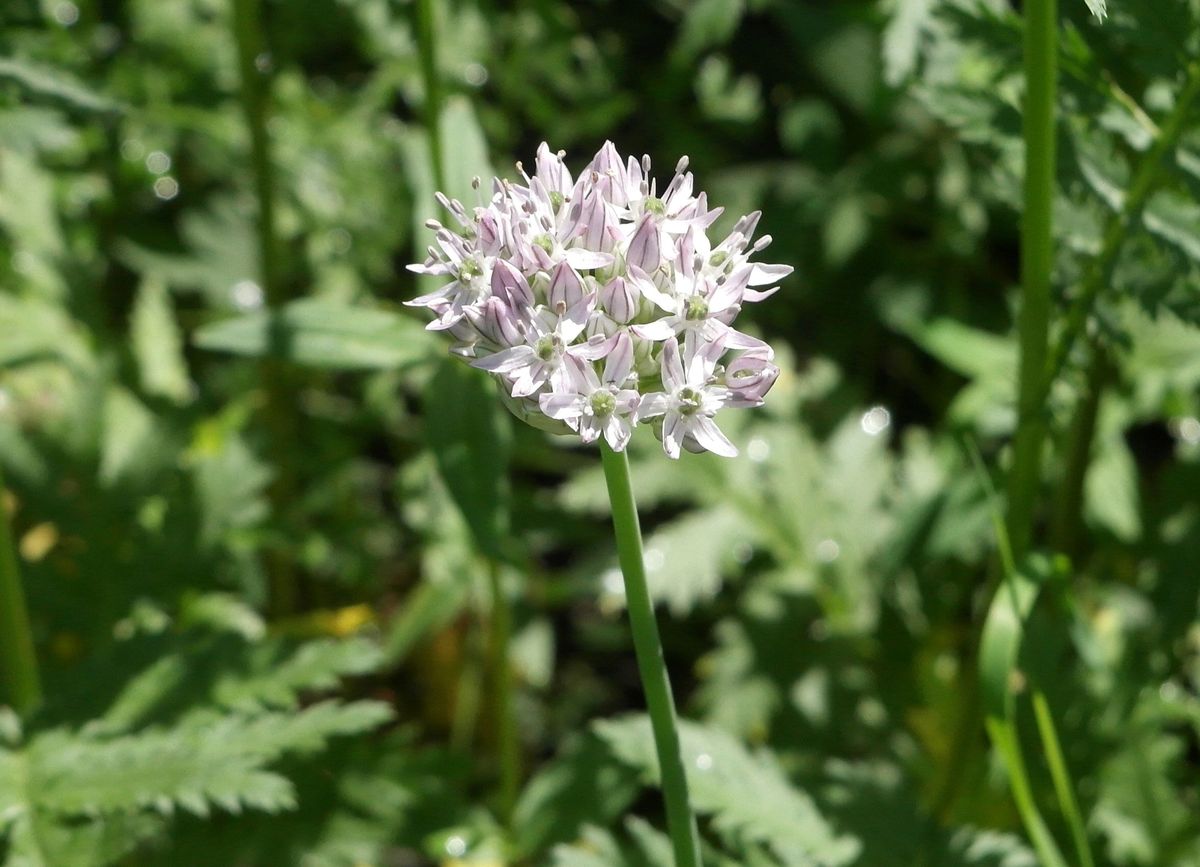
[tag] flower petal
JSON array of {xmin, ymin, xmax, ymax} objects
[
  {"xmin": 631, "ymin": 318, "xmax": 678, "ymax": 342},
  {"xmin": 604, "ymin": 415, "xmax": 632, "ymax": 451},
  {"xmin": 603, "ymin": 332, "xmax": 634, "ymax": 385},
  {"xmin": 748, "ymin": 262, "xmax": 793, "ymax": 286},
  {"xmin": 637, "ymin": 392, "xmax": 670, "ymax": 420},
  {"xmin": 472, "ymin": 345, "xmax": 533, "ymax": 374},
  {"xmin": 539, "ymin": 393, "xmax": 585, "ymax": 421},
  {"xmin": 660, "ymin": 337, "xmax": 686, "ymax": 392},
  {"xmin": 662, "ymin": 412, "xmax": 684, "ymax": 459},
  {"xmin": 690, "ymin": 415, "xmax": 738, "ymax": 457}
]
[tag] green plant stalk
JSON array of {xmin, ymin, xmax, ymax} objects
[
  {"xmin": 451, "ymin": 620, "xmax": 485, "ymax": 753},
  {"xmin": 231, "ymin": 0, "xmax": 298, "ymax": 615},
  {"xmin": 986, "ymin": 719, "xmax": 1068, "ymax": 867},
  {"xmin": 1050, "ymin": 349, "xmax": 1106, "ymax": 560},
  {"xmin": 1046, "ymin": 60, "xmax": 1200, "ymax": 388},
  {"xmin": 600, "ymin": 444, "xmax": 702, "ymax": 867},
  {"xmin": 0, "ymin": 467, "xmax": 41, "ymax": 715},
  {"xmin": 415, "ymin": 0, "xmax": 445, "ymax": 192},
  {"xmin": 1006, "ymin": 0, "xmax": 1058, "ymax": 563},
  {"xmin": 413, "ymin": 0, "xmax": 521, "ymax": 823},
  {"xmin": 1032, "ymin": 690, "xmax": 1095, "ymax": 867},
  {"xmin": 488, "ymin": 562, "xmax": 520, "ymax": 825}
]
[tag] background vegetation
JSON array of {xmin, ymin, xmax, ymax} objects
[{"xmin": 1, "ymin": 0, "xmax": 1199, "ymax": 864}]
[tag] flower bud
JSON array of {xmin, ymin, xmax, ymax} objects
[
  {"xmin": 599, "ymin": 276, "xmax": 637, "ymax": 324},
  {"xmin": 477, "ymin": 210, "xmax": 501, "ymax": 254},
  {"xmin": 535, "ymin": 141, "xmax": 572, "ymax": 194},
  {"xmin": 580, "ymin": 191, "xmax": 614, "ymax": 252},
  {"xmin": 490, "ymin": 259, "xmax": 534, "ymax": 309},
  {"xmin": 471, "ymin": 296, "xmax": 523, "ymax": 347},
  {"xmin": 627, "ymin": 213, "xmax": 661, "ymax": 273},
  {"xmin": 548, "ymin": 261, "xmax": 585, "ymax": 313}
]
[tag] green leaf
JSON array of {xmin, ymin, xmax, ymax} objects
[
  {"xmin": 513, "ymin": 733, "xmax": 640, "ymax": 858},
  {"xmin": 382, "ymin": 580, "xmax": 469, "ymax": 665},
  {"xmin": 1084, "ymin": 0, "xmax": 1108, "ymax": 21},
  {"xmin": 882, "ymin": 0, "xmax": 937, "ymax": 86},
  {"xmin": 1084, "ymin": 431, "xmax": 1141, "ymax": 542},
  {"xmin": 440, "ymin": 96, "xmax": 495, "ymax": 206},
  {"xmin": 0, "ymin": 58, "xmax": 120, "ymax": 115},
  {"xmin": 16, "ymin": 701, "xmax": 391, "ymax": 819},
  {"xmin": 131, "ymin": 278, "xmax": 191, "ymax": 405},
  {"xmin": 978, "ymin": 571, "xmax": 1041, "ymax": 724},
  {"xmin": 595, "ymin": 715, "xmax": 860, "ymax": 866},
  {"xmin": 424, "ymin": 361, "xmax": 512, "ymax": 560},
  {"xmin": 1142, "ymin": 192, "xmax": 1200, "ymax": 264},
  {"xmin": 945, "ymin": 827, "xmax": 1038, "ymax": 866},
  {"xmin": 900, "ymin": 318, "xmax": 1017, "ymax": 382},
  {"xmin": 193, "ymin": 299, "xmax": 437, "ymax": 370},
  {"xmin": 0, "ymin": 295, "xmax": 89, "ymax": 370},
  {"xmin": 674, "ymin": 0, "xmax": 746, "ymax": 62},
  {"xmin": 635, "ymin": 504, "xmax": 754, "ymax": 615},
  {"xmin": 99, "ymin": 388, "xmax": 162, "ymax": 488}
]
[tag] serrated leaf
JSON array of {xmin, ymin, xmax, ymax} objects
[
  {"xmin": 0, "ymin": 58, "xmax": 120, "ymax": 115},
  {"xmin": 131, "ymin": 278, "xmax": 191, "ymax": 404},
  {"xmin": 0, "ymin": 295, "xmax": 89, "ymax": 370},
  {"xmin": 882, "ymin": 0, "xmax": 937, "ymax": 86},
  {"xmin": 513, "ymin": 734, "xmax": 640, "ymax": 858},
  {"xmin": 636, "ymin": 504, "xmax": 753, "ymax": 615},
  {"xmin": 193, "ymin": 299, "xmax": 437, "ymax": 370},
  {"xmin": 595, "ymin": 715, "xmax": 860, "ymax": 866},
  {"xmin": 1143, "ymin": 192, "xmax": 1200, "ymax": 264},
  {"xmin": 946, "ymin": 827, "xmax": 1037, "ymax": 866},
  {"xmin": 23, "ymin": 701, "xmax": 391, "ymax": 818},
  {"xmin": 1085, "ymin": 430, "xmax": 1141, "ymax": 542}
]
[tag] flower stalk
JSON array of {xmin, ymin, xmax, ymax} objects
[
  {"xmin": 997, "ymin": 4, "xmax": 1096, "ymax": 867},
  {"xmin": 600, "ymin": 443, "xmax": 702, "ymax": 867},
  {"xmin": 1006, "ymin": 0, "xmax": 1057, "ymax": 562},
  {"xmin": 488, "ymin": 562, "xmax": 520, "ymax": 824},
  {"xmin": 0, "ymin": 467, "xmax": 40, "ymax": 716},
  {"xmin": 230, "ymin": 0, "xmax": 300, "ymax": 616}
]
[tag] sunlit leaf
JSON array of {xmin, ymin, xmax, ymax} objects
[{"xmin": 193, "ymin": 300, "xmax": 437, "ymax": 370}]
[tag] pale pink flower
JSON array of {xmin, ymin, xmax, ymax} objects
[{"xmin": 409, "ymin": 141, "xmax": 790, "ymax": 457}]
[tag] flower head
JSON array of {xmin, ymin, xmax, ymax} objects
[{"xmin": 409, "ymin": 142, "xmax": 791, "ymax": 459}]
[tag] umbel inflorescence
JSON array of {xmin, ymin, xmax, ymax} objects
[{"xmin": 408, "ymin": 142, "xmax": 790, "ymax": 458}]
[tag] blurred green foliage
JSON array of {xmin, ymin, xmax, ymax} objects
[{"xmin": 1, "ymin": 0, "xmax": 1200, "ymax": 865}]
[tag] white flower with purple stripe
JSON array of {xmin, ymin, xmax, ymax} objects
[{"xmin": 409, "ymin": 141, "xmax": 792, "ymax": 459}]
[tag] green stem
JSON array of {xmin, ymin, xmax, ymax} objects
[
  {"xmin": 1050, "ymin": 348, "xmax": 1107, "ymax": 561},
  {"xmin": 600, "ymin": 444, "xmax": 702, "ymax": 867},
  {"xmin": 231, "ymin": 0, "xmax": 280, "ymax": 306},
  {"xmin": 414, "ymin": 0, "xmax": 445, "ymax": 193},
  {"xmin": 986, "ymin": 719, "xmax": 1068, "ymax": 867},
  {"xmin": 1032, "ymin": 690, "xmax": 1095, "ymax": 867},
  {"xmin": 450, "ymin": 617, "xmax": 485, "ymax": 753},
  {"xmin": 1006, "ymin": 0, "xmax": 1058, "ymax": 563},
  {"xmin": 0, "ymin": 467, "xmax": 41, "ymax": 716},
  {"xmin": 231, "ymin": 0, "xmax": 298, "ymax": 615},
  {"xmin": 1046, "ymin": 61, "xmax": 1200, "ymax": 389},
  {"xmin": 488, "ymin": 561, "xmax": 520, "ymax": 826}
]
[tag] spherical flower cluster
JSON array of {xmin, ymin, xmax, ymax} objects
[{"xmin": 408, "ymin": 142, "xmax": 790, "ymax": 458}]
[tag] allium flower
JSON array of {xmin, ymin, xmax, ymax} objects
[{"xmin": 408, "ymin": 141, "xmax": 789, "ymax": 459}]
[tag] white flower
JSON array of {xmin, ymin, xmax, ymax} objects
[
  {"xmin": 409, "ymin": 140, "xmax": 792, "ymax": 456},
  {"xmin": 540, "ymin": 333, "xmax": 641, "ymax": 451},
  {"xmin": 627, "ymin": 264, "xmax": 766, "ymax": 352},
  {"xmin": 638, "ymin": 335, "xmax": 739, "ymax": 459},
  {"xmin": 471, "ymin": 294, "xmax": 594, "ymax": 397}
]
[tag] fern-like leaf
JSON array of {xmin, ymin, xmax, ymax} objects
[{"xmin": 595, "ymin": 715, "xmax": 860, "ymax": 866}]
